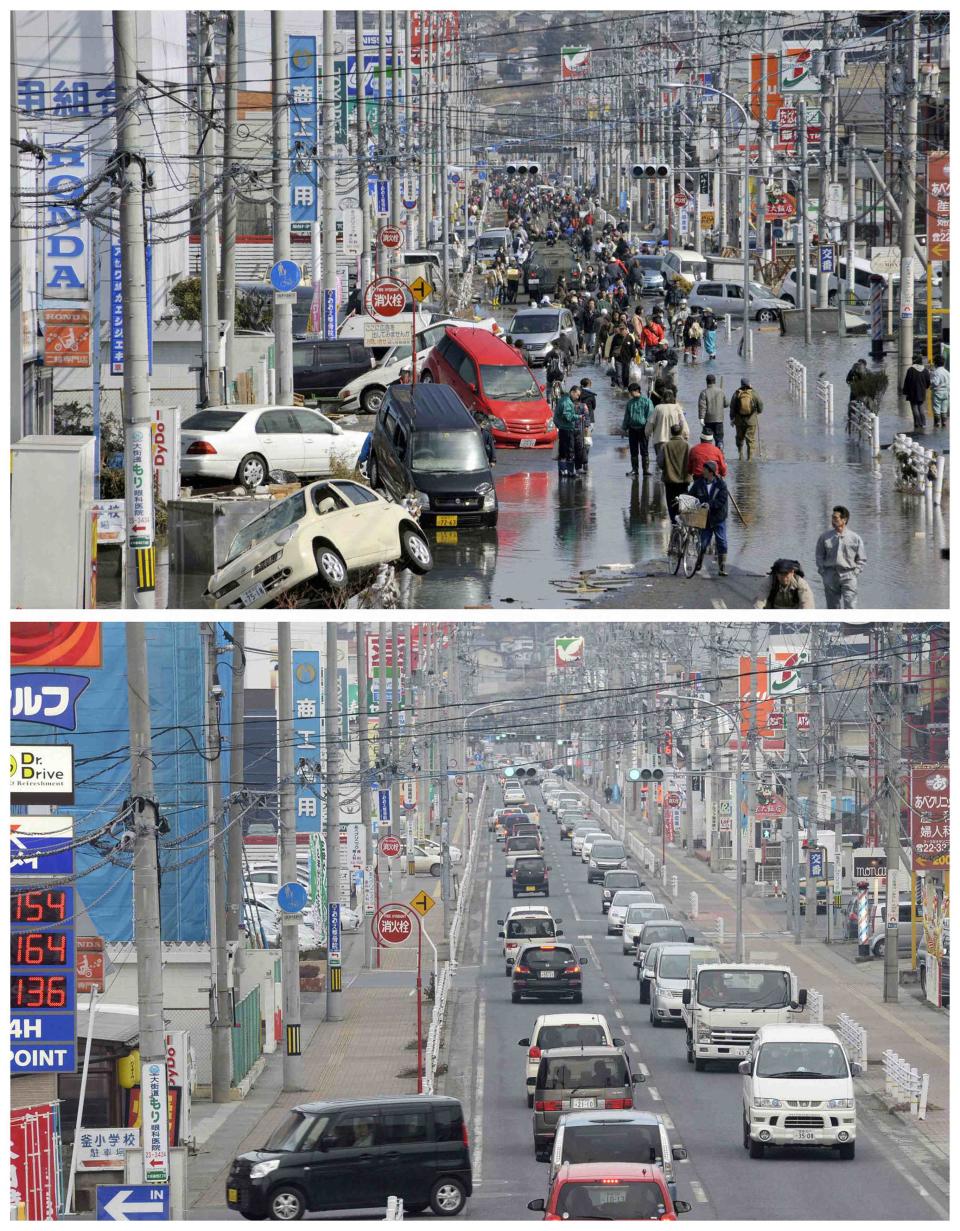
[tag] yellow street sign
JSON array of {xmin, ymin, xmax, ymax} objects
[
  {"xmin": 410, "ymin": 890, "xmax": 436, "ymax": 916},
  {"xmin": 408, "ymin": 276, "xmax": 433, "ymax": 302}
]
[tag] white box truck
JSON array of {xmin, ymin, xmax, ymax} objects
[{"xmin": 682, "ymin": 964, "xmax": 807, "ymax": 1071}]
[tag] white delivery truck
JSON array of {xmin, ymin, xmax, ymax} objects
[{"xmin": 682, "ymin": 963, "xmax": 807, "ymax": 1071}]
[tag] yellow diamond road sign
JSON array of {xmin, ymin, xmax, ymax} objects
[
  {"xmin": 410, "ymin": 890, "xmax": 436, "ymax": 916},
  {"xmin": 409, "ymin": 276, "xmax": 432, "ymax": 302}
]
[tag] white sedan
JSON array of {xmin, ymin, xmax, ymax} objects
[
  {"xmin": 204, "ymin": 478, "xmax": 433, "ymax": 609},
  {"xmin": 181, "ymin": 404, "xmax": 368, "ymax": 488},
  {"xmin": 420, "ymin": 838, "xmax": 463, "ymax": 866}
]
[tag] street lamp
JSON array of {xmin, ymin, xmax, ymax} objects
[
  {"xmin": 665, "ymin": 81, "xmax": 752, "ymax": 357},
  {"xmin": 661, "ymin": 689, "xmax": 746, "ymax": 962}
]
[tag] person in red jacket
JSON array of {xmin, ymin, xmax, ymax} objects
[{"xmin": 687, "ymin": 428, "xmax": 728, "ymax": 478}]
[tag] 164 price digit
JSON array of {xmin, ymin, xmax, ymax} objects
[{"xmin": 11, "ymin": 931, "xmax": 70, "ymax": 967}]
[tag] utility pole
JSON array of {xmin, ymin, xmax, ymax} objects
[
  {"xmin": 198, "ymin": 14, "xmax": 222, "ymax": 403},
  {"xmin": 355, "ymin": 11, "xmax": 373, "ymax": 297},
  {"xmin": 11, "ymin": 14, "xmax": 23, "ymax": 440},
  {"xmin": 716, "ymin": 19, "xmax": 727, "ymax": 250},
  {"xmin": 805, "ymin": 634, "xmax": 824, "ymax": 941},
  {"xmin": 125, "ymin": 625, "xmax": 165, "ymax": 1062},
  {"xmin": 226, "ymin": 623, "xmax": 245, "ymax": 946},
  {"xmin": 816, "ymin": 14, "xmax": 833, "ymax": 308},
  {"xmin": 439, "ymin": 641, "xmax": 452, "ymax": 945},
  {"xmin": 321, "ymin": 12, "xmax": 337, "ymax": 340},
  {"xmin": 389, "ymin": 8, "xmax": 401, "ymax": 268},
  {"xmin": 758, "ymin": 19, "xmax": 769, "ymax": 260},
  {"xmin": 897, "ymin": 13, "xmax": 920, "ymax": 419},
  {"xmin": 271, "ymin": 13, "xmax": 293, "ymax": 402},
  {"xmin": 404, "ymin": 10, "xmax": 414, "ymax": 246},
  {"xmin": 325, "ymin": 622, "xmax": 344, "ymax": 1019},
  {"xmin": 219, "ymin": 11, "xmax": 238, "ymax": 399},
  {"xmin": 356, "ymin": 622, "xmax": 374, "ymax": 968},
  {"xmin": 440, "ymin": 91, "xmax": 451, "ymax": 309},
  {"xmin": 882, "ymin": 624, "xmax": 904, "ymax": 1003},
  {"xmin": 113, "ymin": 11, "xmax": 156, "ymax": 610},
  {"xmin": 745, "ymin": 625, "xmax": 759, "ymax": 901},
  {"xmin": 784, "ymin": 711, "xmax": 802, "ymax": 943},
  {"xmin": 799, "ymin": 99, "xmax": 813, "ymax": 344},
  {"xmin": 203, "ymin": 624, "xmax": 232, "ymax": 1102},
  {"xmin": 277, "ymin": 624, "xmax": 303, "ymax": 1089}
]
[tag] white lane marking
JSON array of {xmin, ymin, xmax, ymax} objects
[
  {"xmin": 614, "ymin": 1008, "xmax": 624, "ymax": 1020},
  {"xmin": 659, "ymin": 1113, "xmax": 674, "ymax": 1129},
  {"xmin": 473, "ymin": 996, "xmax": 487, "ymax": 1185},
  {"xmin": 620, "ymin": 1026, "xmax": 631, "ymax": 1037},
  {"xmin": 711, "ymin": 598, "xmax": 727, "ymax": 609},
  {"xmin": 629, "ymin": 1042, "xmax": 640, "ymax": 1054},
  {"xmin": 647, "ymin": 1085, "xmax": 662, "ymax": 1102},
  {"xmin": 689, "ymin": 1181, "xmax": 708, "ymax": 1203},
  {"xmin": 637, "ymin": 1063, "xmax": 650, "ymax": 1077}
]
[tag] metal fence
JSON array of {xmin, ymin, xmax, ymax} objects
[
  {"xmin": 806, "ymin": 988, "xmax": 824, "ymax": 1025},
  {"xmin": 882, "ymin": 1050, "xmax": 930, "ymax": 1120},
  {"xmin": 231, "ymin": 985, "xmax": 262, "ymax": 1086},
  {"xmin": 892, "ymin": 433, "xmax": 947, "ymax": 505},
  {"xmin": 787, "ymin": 357, "xmax": 807, "ymax": 404},
  {"xmin": 816, "ymin": 375, "xmax": 835, "ymax": 423},
  {"xmin": 837, "ymin": 1011, "xmax": 868, "ymax": 1069},
  {"xmin": 846, "ymin": 399, "xmax": 881, "ymax": 458}
]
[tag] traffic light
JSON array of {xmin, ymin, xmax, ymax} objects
[
  {"xmin": 528, "ymin": 162, "xmax": 540, "ymax": 177},
  {"xmin": 517, "ymin": 163, "xmax": 528, "ymax": 175},
  {"xmin": 506, "ymin": 163, "xmax": 517, "ymax": 174},
  {"xmin": 631, "ymin": 163, "xmax": 670, "ymax": 180},
  {"xmin": 639, "ymin": 768, "xmax": 665, "ymax": 783},
  {"xmin": 628, "ymin": 768, "xmax": 642, "ymax": 782}
]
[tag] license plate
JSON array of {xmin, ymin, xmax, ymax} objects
[
  {"xmin": 571, "ymin": 1098, "xmax": 596, "ymax": 1109},
  {"xmin": 792, "ymin": 1130, "xmax": 817, "ymax": 1141},
  {"xmin": 240, "ymin": 582, "xmax": 267, "ymax": 607},
  {"xmin": 436, "ymin": 514, "xmax": 459, "ymax": 526},
  {"xmin": 228, "ymin": 1188, "xmax": 239, "ymax": 1204},
  {"xmin": 519, "ymin": 438, "xmax": 537, "ymax": 448},
  {"xmin": 539, "ymin": 969, "xmax": 556, "ymax": 979},
  {"xmin": 525, "ymin": 884, "xmax": 537, "ymax": 892},
  {"xmin": 436, "ymin": 530, "xmax": 459, "ymax": 544}
]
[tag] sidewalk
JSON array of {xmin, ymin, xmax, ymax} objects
[{"xmin": 574, "ymin": 782, "xmax": 949, "ymax": 1165}]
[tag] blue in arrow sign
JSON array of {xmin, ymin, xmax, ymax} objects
[{"xmin": 96, "ymin": 1185, "xmax": 170, "ymax": 1220}]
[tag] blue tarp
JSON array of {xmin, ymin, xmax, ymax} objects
[{"xmin": 11, "ymin": 623, "xmax": 232, "ymax": 943}]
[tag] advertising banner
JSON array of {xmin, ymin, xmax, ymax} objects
[
  {"xmin": 554, "ymin": 635, "xmax": 585, "ymax": 668},
  {"xmin": 561, "ymin": 47, "xmax": 591, "ymax": 80},
  {"xmin": 293, "ymin": 651, "xmax": 323, "ymax": 831},
  {"xmin": 909, "ymin": 764, "xmax": 949, "ymax": 870},
  {"xmin": 926, "ymin": 151, "xmax": 949, "ymax": 262},
  {"xmin": 289, "ymin": 36, "xmax": 319, "ymax": 225}
]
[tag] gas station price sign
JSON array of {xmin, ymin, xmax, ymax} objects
[{"xmin": 10, "ymin": 884, "xmax": 77, "ymax": 1073}]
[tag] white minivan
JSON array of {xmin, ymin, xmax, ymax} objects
[
  {"xmin": 740, "ymin": 1022, "xmax": 859, "ymax": 1160},
  {"xmin": 660, "ymin": 247, "xmax": 708, "ymax": 287}
]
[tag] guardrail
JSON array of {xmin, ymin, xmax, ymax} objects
[
  {"xmin": 422, "ymin": 782, "xmax": 486, "ymax": 1096},
  {"xmin": 787, "ymin": 357, "xmax": 807, "ymax": 404},
  {"xmin": 892, "ymin": 434, "xmax": 947, "ymax": 505},
  {"xmin": 816, "ymin": 375, "xmax": 834, "ymax": 423},
  {"xmin": 806, "ymin": 988, "xmax": 824, "ymax": 1025},
  {"xmin": 846, "ymin": 398, "xmax": 881, "ymax": 457},
  {"xmin": 882, "ymin": 1050, "xmax": 930, "ymax": 1120},
  {"xmin": 837, "ymin": 1011, "xmax": 868, "ymax": 1069}
]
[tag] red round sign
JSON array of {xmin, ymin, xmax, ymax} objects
[
  {"xmin": 365, "ymin": 277, "xmax": 408, "ymax": 320},
  {"xmin": 379, "ymin": 834, "xmax": 402, "ymax": 859},
  {"xmin": 378, "ymin": 225, "xmax": 404, "ymax": 250},
  {"xmin": 673, "ymin": 191, "xmax": 689, "ymax": 209},
  {"xmin": 374, "ymin": 908, "xmax": 413, "ymax": 945},
  {"xmin": 666, "ymin": 792, "xmax": 681, "ymax": 807}
]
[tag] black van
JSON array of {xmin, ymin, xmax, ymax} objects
[
  {"xmin": 369, "ymin": 384, "xmax": 499, "ymax": 526},
  {"xmin": 293, "ymin": 338, "xmax": 373, "ymax": 400},
  {"xmin": 226, "ymin": 1095, "xmax": 472, "ymax": 1220},
  {"xmin": 513, "ymin": 853, "xmax": 550, "ymax": 897}
]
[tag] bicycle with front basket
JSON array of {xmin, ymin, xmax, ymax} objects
[{"xmin": 667, "ymin": 496, "xmax": 707, "ymax": 577}]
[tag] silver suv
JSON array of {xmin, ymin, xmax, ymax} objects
[
  {"xmin": 505, "ymin": 308, "xmax": 579, "ymax": 367},
  {"xmin": 687, "ymin": 279, "xmax": 792, "ymax": 323}
]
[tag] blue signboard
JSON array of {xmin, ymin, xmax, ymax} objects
[
  {"xmin": 376, "ymin": 179, "xmax": 390, "ymax": 216},
  {"xmin": 378, "ymin": 789, "xmax": 392, "ymax": 823},
  {"xmin": 277, "ymin": 881, "xmax": 308, "ymax": 914},
  {"xmin": 11, "ymin": 671, "xmax": 90, "ymax": 730},
  {"xmin": 808, "ymin": 847, "xmax": 825, "ymax": 878},
  {"xmin": 293, "ymin": 651, "xmax": 323, "ymax": 832},
  {"xmin": 289, "ymin": 35, "xmax": 319, "ymax": 225},
  {"xmin": 109, "ymin": 241, "xmax": 152, "ymax": 375},
  {"xmin": 11, "ymin": 881, "xmax": 78, "ymax": 1074},
  {"xmin": 328, "ymin": 903, "xmax": 341, "ymax": 958},
  {"xmin": 324, "ymin": 289, "xmax": 337, "ymax": 341},
  {"xmin": 11, "ymin": 836, "xmax": 75, "ymax": 877},
  {"xmin": 96, "ymin": 1186, "xmax": 170, "ymax": 1221},
  {"xmin": 270, "ymin": 259, "xmax": 302, "ymax": 292},
  {"xmin": 819, "ymin": 244, "xmax": 835, "ymax": 274}
]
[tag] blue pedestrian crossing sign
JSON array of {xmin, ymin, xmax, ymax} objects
[
  {"xmin": 96, "ymin": 1186, "xmax": 170, "ymax": 1220},
  {"xmin": 277, "ymin": 881, "xmax": 308, "ymax": 913},
  {"xmin": 270, "ymin": 260, "xmax": 302, "ymax": 292}
]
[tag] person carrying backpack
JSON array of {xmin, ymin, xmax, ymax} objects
[
  {"xmin": 753, "ymin": 559, "xmax": 815, "ymax": 609},
  {"xmin": 683, "ymin": 314, "xmax": 703, "ymax": 364},
  {"xmin": 729, "ymin": 377, "xmax": 764, "ymax": 460}
]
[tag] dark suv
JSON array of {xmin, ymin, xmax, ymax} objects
[
  {"xmin": 293, "ymin": 339, "xmax": 373, "ymax": 400},
  {"xmin": 512, "ymin": 941, "xmax": 587, "ymax": 1004},
  {"xmin": 513, "ymin": 853, "xmax": 550, "ymax": 898},
  {"xmin": 601, "ymin": 869, "xmax": 645, "ymax": 913},
  {"xmin": 225, "ymin": 1096, "xmax": 472, "ymax": 1220},
  {"xmin": 369, "ymin": 384, "xmax": 498, "ymax": 526}
]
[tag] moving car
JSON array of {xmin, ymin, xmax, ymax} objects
[
  {"xmin": 740, "ymin": 1023, "xmax": 858, "ymax": 1160},
  {"xmin": 528, "ymin": 1162, "xmax": 690, "ymax": 1219},
  {"xmin": 505, "ymin": 307, "xmax": 579, "ymax": 367},
  {"xmin": 586, "ymin": 839, "xmax": 627, "ymax": 883},
  {"xmin": 518, "ymin": 1013, "xmax": 621, "ymax": 1107},
  {"xmin": 579, "ymin": 832, "xmax": 608, "ymax": 864},
  {"xmin": 531, "ymin": 1047, "xmax": 642, "ymax": 1159},
  {"xmin": 513, "ymin": 853, "xmax": 550, "ymax": 898},
  {"xmin": 499, "ymin": 906, "xmax": 562, "ymax": 975},
  {"xmin": 368, "ymin": 384, "xmax": 499, "ymax": 527},
  {"xmin": 634, "ymin": 921, "xmax": 693, "ymax": 973},
  {"xmin": 622, "ymin": 903, "xmax": 670, "ymax": 955},
  {"xmin": 505, "ymin": 833, "xmax": 545, "ymax": 873},
  {"xmin": 204, "ymin": 480, "xmax": 433, "ymax": 609},
  {"xmin": 547, "ymin": 1111, "xmax": 687, "ymax": 1201},
  {"xmin": 423, "ymin": 327, "xmax": 557, "ymax": 449},
  {"xmin": 512, "ymin": 941, "xmax": 586, "ymax": 1005},
  {"xmin": 601, "ymin": 869, "xmax": 646, "ymax": 914},
  {"xmin": 607, "ymin": 890, "xmax": 657, "ymax": 935},
  {"xmin": 558, "ymin": 813, "xmax": 588, "ymax": 840},
  {"xmin": 687, "ymin": 279, "xmax": 792, "ymax": 323},
  {"xmin": 571, "ymin": 826, "xmax": 604, "ymax": 858},
  {"xmin": 225, "ymin": 1095, "xmax": 472, "ymax": 1219},
  {"xmin": 648, "ymin": 943, "xmax": 703, "ymax": 1026},
  {"xmin": 181, "ymin": 405, "xmax": 368, "ymax": 489}
]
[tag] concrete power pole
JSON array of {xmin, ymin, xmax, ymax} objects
[
  {"xmin": 816, "ymin": 14, "xmax": 834, "ymax": 308},
  {"xmin": 356, "ymin": 622, "xmax": 374, "ymax": 968},
  {"xmin": 758, "ymin": 20, "xmax": 769, "ymax": 260},
  {"xmin": 198, "ymin": 15, "xmax": 222, "ymax": 403},
  {"xmin": 785, "ymin": 711, "xmax": 802, "ymax": 944},
  {"xmin": 11, "ymin": 15, "xmax": 23, "ymax": 439},
  {"xmin": 226, "ymin": 623, "xmax": 245, "ymax": 946},
  {"xmin": 882, "ymin": 624, "xmax": 904, "ymax": 1003},
  {"xmin": 404, "ymin": 11, "xmax": 415, "ymax": 246},
  {"xmin": 389, "ymin": 8, "xmax": 401, "ymax": 265},
  {"xmin": 321, "ymin": 12, "xmax": 337, "ymax": 340},
  {"xmin": 203, "ymin": 624, "xmax": 232, "ymax": 1102},
  {"xmin": 219, "ymin": 11, "xmax": 239, "ymax": 398},
  {"xmin": 799, "ymin": 100, "xmax": 813, "ymax": 344},
  {"xmin": 355, "ymin": 11, "xmax": 373, "ymax": 297},
  {"xmin": 125, "ymin": 625, "xmax": 164, "ymax": 1062},
  {"xmin": 277, "ymin": 624, "xmax": 303, "ymax": 1089},
  {"xmin": 271, "ymin": 13, "xmax": 293, "ymax": 402},
  {"xmin": 113, "ymin": 11, "xmax": 156, "ymax": 609},
  {"xmin": 325, "ymin": 622, "xmax": 344, "ymax": 1019},
  {"xmin": 897, "ymin": 13, "xmax": 920, "ymax": 418}
]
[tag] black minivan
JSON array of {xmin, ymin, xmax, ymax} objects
[
  {"xmin": 369, "ymin": 384, "xmax": 498, "ymax": 526},
  {"xmin": 226, "ymin": 1095, "xmax": 472, "ymax": 1220}
]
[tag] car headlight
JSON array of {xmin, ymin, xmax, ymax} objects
[
  {"xmin": 589, "ymin": 859, "xmax": 598, "ymax": 867},
  {"xmin": 274, "ymin": 525, "xmax": 298, "ymax": 546},
  {"xmin": 415, "ymin": 490, "xmax": 431, "ymax": 510},
  {"xmin": 827, "ymin": 1098, "xmax": 855, "ymax": 1109},
  {"xmin": 753, "ymin": 1097, "xmax": 782, "ymax": 1109},
  {"xmin": 482, "ymin": 488, "xmax": 497, "ymax": 511},
  {"xmin": 253, "ymin": 550, "xmax": 284, "ymax": 575},
  {"xmin": 250, "ymin": 1159, "xmax": 281, "ymax": 1180},
  {"xmin": 545, "ymin": 418, "xmax": 555, "ymax": 430},
  {"xmin": 486, "ymin": 415, "xmax": 507, "ymax": 430},
  {"xmin": 695, "ymin": 1023, "xmax": 710, "ymax": 1040}
]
